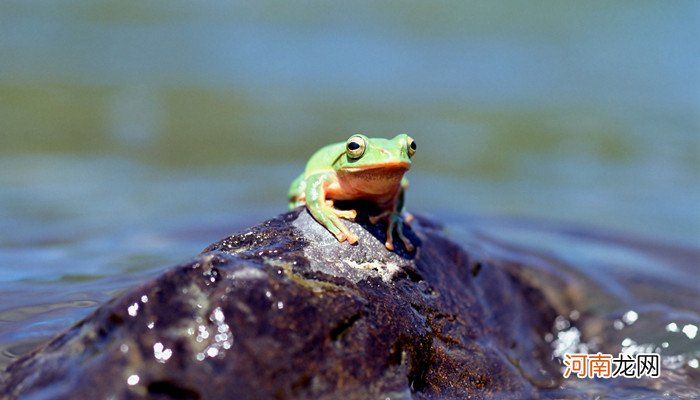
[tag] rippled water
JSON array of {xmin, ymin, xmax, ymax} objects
[
  {"xmin": 447, "ymin": 216, "xmax": 700, "ymax": 398},
  {"xmin": 0, "ymin": 1, "xmax": 698, "ymax": 396},
  {"xmin": 0, "ymin": 157, "xmax": 279, "ymax": 366}
]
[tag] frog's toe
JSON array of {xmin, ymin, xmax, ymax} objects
[
  {"xmin": 334, "ymin": 231, "xmax": 347, "ymax": 242},
  {"xmin": 346, "ymin": 232, "xmax": 359, "ymax": 245},
  {"xmin": 329, "ymin": 217, "xmax": 357, "ymax": 244},
  {"xmin": 395, "ymin": 219, "xmax": 414, "ymax": 251},
  {"xmin": 339, "ymin": 223, "xmax": 358, "ymax": 244},
  {"xmin": 384, "ymin": 227, "xmax": 395, "ymax": 251},
  {"xmin": 369, "ymin": 210, "xmax": 391, "ymax": 224},
  {"xmin": 404, "ymin": 212, "xmax": 414, "ymax": 225},
  {"xmin": 397, "ymin": 231, "xmax": 414, "ymax": 252},
  {"xmin": 333, "ymin": 208, "xmax": 357, "ymax": 220},
  {"xmin": 322, "ymin": 216, "xmax": 348, "ymax": 243}
]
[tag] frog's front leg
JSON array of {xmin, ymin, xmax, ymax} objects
[
  {"xmin": 377, "ymin": 211, "xmax": 414, "ymax": 252},
  {"xmin": 369, "ymin": 188, "xmax": 414, "ymax": 252},
  {"xmin": 305, "ymin": 173, "xmax": 359, "ymax": 244}
]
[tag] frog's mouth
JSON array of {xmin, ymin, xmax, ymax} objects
[{"xmin": 340, "ymin": 161, "xmax": 411, "ymax": 175}]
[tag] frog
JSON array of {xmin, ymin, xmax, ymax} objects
[{"xmin": 288, "ymin": 133, "xmax": 417, "ymax": 251}]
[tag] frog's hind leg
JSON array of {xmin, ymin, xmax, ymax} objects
[
  {"xmin": 289, "ymin": 197, "xmax": 306, "ymax": 209},
  {"xmin": 288, "ymin": 174, "xmax": 306, "ymax": 209}
]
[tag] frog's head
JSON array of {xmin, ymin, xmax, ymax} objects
[
  {"xmin": 334, "ymin": 133, "xmax": 416, "ymax": 194},
  {"xmin": 335, "ymin": 133, "xmax": 415, "ymax": 171}
]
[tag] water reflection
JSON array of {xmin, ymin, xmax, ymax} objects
[
  {"xmin": 127, "ymin": 374, "xmax": 139, "ymax": 386},
  {"xmin": 192, "ymin": 306, "xmax": 232, "ymax": 362},
  {"xmin": 153, "ymin": 342, "xmax": 172, "ymax": 363}
]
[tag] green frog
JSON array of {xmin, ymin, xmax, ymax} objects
[{"xmin": 288, "ymin": 134, "xmax": 416, "ymax": 251}]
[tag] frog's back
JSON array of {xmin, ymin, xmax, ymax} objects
[{"xmin": 302, "ymin": 142, "xmax": 345, "ymax": 176}]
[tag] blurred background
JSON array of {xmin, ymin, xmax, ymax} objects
[{"xmin": 0, "ymin": 1, "xmax": 698, "ymax": 366}]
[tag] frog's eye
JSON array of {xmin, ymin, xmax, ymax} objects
[
  {"xmin": 346, "ymin": 135, "xmax": 366, "ymax": 159},
  {"xmin": 407, "ymin": 136, "xmax": 417, "ymax": 158}
]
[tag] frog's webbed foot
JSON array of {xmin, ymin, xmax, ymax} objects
[
  {"xmin": 371, "ymin": 211, "xmax": 414, "ymax": 252},
  {"xmin": 333, "ymin": 227, "xmax": 359, "ymax": 245},
  {"xmin": 308, "ymin": 201, "xmax": 358, "ymax": 245},
  {"xmin": 328, "ymin": 211, "xmax": 359, "ymax": 245},
  {"xmin": 304, "ymin": 174, "xmax": 359, "ymax": 245}
]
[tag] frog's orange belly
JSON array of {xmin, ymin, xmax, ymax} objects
[
  {"xmin": 327, "ymin": 168, "xmax": 405, "ymax": 204},
  {"xmin": 325, "ymin": 184, "xmax": 400, "ymax": 204}
]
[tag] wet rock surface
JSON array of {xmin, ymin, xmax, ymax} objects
[{"xmin": 2, "ymin": 209, "xmax": 567, "ymax": 399}]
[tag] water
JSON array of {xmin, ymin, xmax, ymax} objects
[
  {"xmin": 447, "ymin": 215, "xmax": 700, "ymax": 398},
  {"xmin": 1, "ymin": 1, "xmax": 698, "ymax": 396}
]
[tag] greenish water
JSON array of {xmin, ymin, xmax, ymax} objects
[{"xmin": 0, "ymin": 1, "xmax": 698, "ymax": 395}]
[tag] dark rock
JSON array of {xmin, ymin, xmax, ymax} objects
[{"xmin": 1, "ymin": 209, "xmax": 563, "ymax": 399}]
